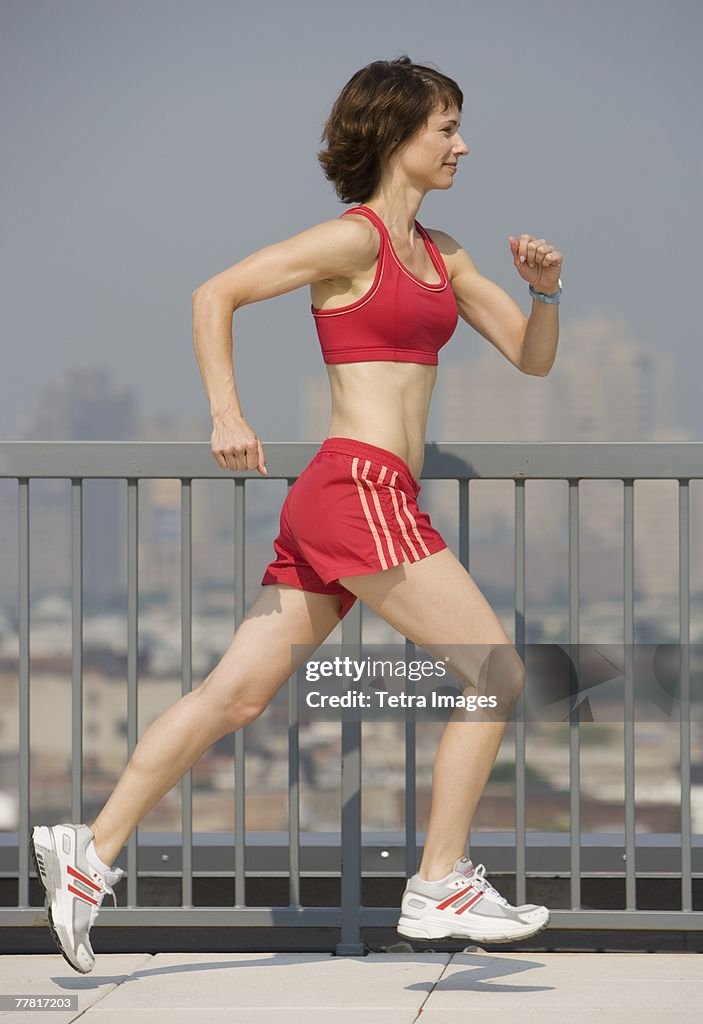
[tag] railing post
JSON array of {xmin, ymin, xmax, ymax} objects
[
  {"xmin": 70, "ymin": 479, "xmax": 83, "ymax": 823},
  {"xmin": 568, "ymin": 478, "xmax": 582, "ymax": 910},
  {"xmin": 181, "ymin": 479, "xmax": 194, "ymax": 909},
  {"xmin": 233, "ymin": 477, "xmax": 246, "ymax": 908},
  {"xmin": 679, "ymin": 479, "xmax": 692, "ymax": 912},
  {"xmin": 18, "ymin": 479, "xmax": 30, "ymax": 909},
  {"xmin": 126, "ymin": 477, "xmax": 139, "ymax": 908},
  {"xmin": 336, "ymin": 598, "xmax": 365, "ymax": 955}
]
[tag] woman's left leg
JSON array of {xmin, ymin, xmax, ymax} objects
[{"xmin": 339, "ymin": 546, "xmax": 525, "ymax": 882}]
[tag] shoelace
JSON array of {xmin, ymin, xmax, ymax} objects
[
  {"xmin": 88, "ymin": 867, "xmax": 125, "ymax": 928},
  {"xmin": 104, "ymin": 867, "xmax": 125, "ymax": 906},
  {"xmin": 465, "ymin": 863, "xmax": 510, "ymax": 906}
]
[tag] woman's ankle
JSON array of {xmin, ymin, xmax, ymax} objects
[
  {"xmin": 417, "ymin": 861, "xmax": 456, "ymax": 883},
  {"xmin": 88, "ymin": 825, "xmax": 114, "ymax": 869}
]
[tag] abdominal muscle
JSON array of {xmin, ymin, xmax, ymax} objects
[{"xmin": 325, "ymin": 360, "xmax": 436, "ymax": 483}]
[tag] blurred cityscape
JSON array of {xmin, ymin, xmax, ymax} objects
[{"xmin": 1, "ymin": 313, "xmax": 703, "ymax": 839}]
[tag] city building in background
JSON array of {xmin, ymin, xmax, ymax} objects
[{"xmin": 1, "ymin": 366, "xmax": 137, "ymax": 606}]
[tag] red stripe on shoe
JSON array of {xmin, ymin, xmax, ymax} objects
[
  {"xmin": 67, "ymin": 883, "xmax": 99, "ymax": 906},
  {"xmin": 67, "ymin": 864, "xmax": 101, "ymax": 891},
  {"xmin": 436, "ymin": 885, "xmax": 474, "ymax": 911},
  {"xmin": 454, "ymin": 891, "xmax": 483, "ymax": 914}
]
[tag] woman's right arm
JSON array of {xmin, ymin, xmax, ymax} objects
[{"xmin": 191, "ymin": 215, "xmax": 375, "ymax": 474}]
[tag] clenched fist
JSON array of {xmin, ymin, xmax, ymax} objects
[
  {"xmin": 210, "ymin": 413, "xmax": 268, "ymax": 475},
  {"xmin": 508, "ymin": 234, "xmax": 563, "ymax": 294}
]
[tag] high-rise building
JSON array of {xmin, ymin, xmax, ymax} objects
[{"xmin": 9, "ymin": 366, "xmax": 138, "ymax": 604}]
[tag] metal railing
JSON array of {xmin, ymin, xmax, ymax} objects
[{"xmin": 1, "ymin": 440, "xmax": 702, "ymax": 950}]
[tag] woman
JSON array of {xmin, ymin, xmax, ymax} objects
[{"xmin": 31, "ymin": 56, "xmax": 562, "ymax": 972}]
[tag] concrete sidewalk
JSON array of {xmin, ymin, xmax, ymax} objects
[{"xmin": 1, "ymin": 950, "xmax": 700, "ymax": 1023}]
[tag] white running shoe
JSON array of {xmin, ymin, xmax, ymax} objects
[
  {"xmin": 30, "ymin": 823, "xmax": 125, "ymax": 974},
  {"xmin": 397, "ymin": 856, "xmax": 550, "ymax": 943}
]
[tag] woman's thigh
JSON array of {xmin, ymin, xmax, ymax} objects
[
  {"xmin": 339, "ymin": 547, "xmax": 524, "ymax": 700},
  {"xmin": 196, "ymin": 583, "xmax": 344, "ymax": 720}
]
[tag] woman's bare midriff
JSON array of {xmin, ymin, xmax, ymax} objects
[{"xmin": 325, "ymin": 360, "xmax": 437, "ymax": 482}]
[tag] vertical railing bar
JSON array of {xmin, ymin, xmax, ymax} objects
[
  {"xmin": 679, "ymin": 480, "xmax": 692, "ymax": 912},
  {"xmin": 233, "ymin": 478, "xmax": 246, "ymax": 907},
  {"xmin": 623, "ymin": 479, "xmax": 636, "ymax": 909},
  {"xmin": 337, "ymin": 596, "xmax": 363, "ymax": 954},
  {"xmin": 514, "ymin": 479, "xmax": 526, "ymax": 906},
  {"xmin": 404, "ymin": 637, "xmax": 417, "ymax": 881},
  {"xmin": 458, "ymin": 478, "xmax": 469, "ymax": 572},
  {"xmin": 126, "ymin": 478, "xmax": 139, "ymax": 907},
  {"xmin": 288, "ymin": 673, "xmax": 301, "ymax": 908},
  {"xmin": 71, "ymin": 480, "xmax": 84, "ymax": 823},
  {"xmin": 568, "ymin": 479, "xmax": 582, "ymax": 909},
  {"xmin": 18, "ymin": 479, "xmax": 30, "ymax": 908},
  {"xmin": 459, "ymin": 477, "xmax": 473, "ymax": 860},
  {"xmin": 181, "ymin": 479, "xmax": 193, "ymax": 908},
  {"xmin": 286, "ymin": 480, "xmax": 302, "ymax": 909}
]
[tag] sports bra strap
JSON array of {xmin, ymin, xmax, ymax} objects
[{"xmin": 342, "ymin": 205, "xmax": 390, "ymax": 234}]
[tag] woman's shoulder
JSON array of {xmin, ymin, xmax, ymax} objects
[
  {"xmin": 299, "ymin": 210, "xmax": 380, "ymax": 286},
  {"xmin": 292, "ymin": 210, "xmax": 380, "ymax": 257},
  {"xmin": 321, "ymin": 209, "xmax": 382, "ymax": 268},
  {"xmin": 314, "ymin": 208, "xmax": 380, "ymax": 244}
]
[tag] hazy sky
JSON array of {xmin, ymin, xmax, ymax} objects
[{"xmin": 2, "ymin": 0, "xmax": 701, "ymax": 442}]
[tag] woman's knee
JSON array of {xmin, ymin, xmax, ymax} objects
[
  {"xmin": 473, "ymin": 644, "xmax": 526, "ymax": 711},
  {"xmin": 195, "ymin": 678, "xmax": 272, "ymax": 732}
]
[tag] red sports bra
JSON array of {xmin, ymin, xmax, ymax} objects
[{"xmin": 311, "ymin": 205, "xmax": 459, "ymax": 365}]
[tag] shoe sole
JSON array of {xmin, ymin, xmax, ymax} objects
[
  {"xmin": 30, "ymin": 827, "xmax": 92, "ymax": 975},
  {"xmin": 396, "ymin": 911, "xmax": 550, "ymax": 944}
]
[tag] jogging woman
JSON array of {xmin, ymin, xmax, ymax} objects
[{"xmin": 31, "ymin": 56, "xmax": 562, "ymax": 973}]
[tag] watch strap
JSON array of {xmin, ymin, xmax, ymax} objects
[{"xmin": 529, "ymin": 278, "xmax": 562, "ymax": 304}]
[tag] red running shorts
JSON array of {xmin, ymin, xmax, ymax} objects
[{"xmin": 260, "ymin": 436, "xmax": 447, "ymax": 619}]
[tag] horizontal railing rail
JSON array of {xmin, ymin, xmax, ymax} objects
[{"xmin": 2, "ymin": 440, "xmax": 702, "ymax": 952}]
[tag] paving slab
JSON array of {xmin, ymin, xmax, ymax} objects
[
  {"xmin": 82, "ymin": 952, "xmax": 449, "ymax": 1011},
  {"xmin": 0, "ymin": 954, "xmax": 153, "ymax": 1024},
  {"xmin": 420, "ymin": 951, "xmax": 703, "ymax": 1020}
]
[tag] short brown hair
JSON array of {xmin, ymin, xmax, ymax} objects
[{"xmin": 317, "ymin": 56, "xmax": 463, "ymax": 205}]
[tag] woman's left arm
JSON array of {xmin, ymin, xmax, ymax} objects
[
  {"xmin": 508, "ymin": 233, "xmax": 563, "ymax": 377},
  {"xmin": 428, "ymin": 229, "xmax": 563, "ymax": 376}
]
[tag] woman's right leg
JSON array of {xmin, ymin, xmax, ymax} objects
[
  {"xmin": 89, "ymin": 583, "xmax": 344, "ymax": 867},
  {"xmin": 339, "ymin": 548, "xmax": 525, "ymax": 881}
]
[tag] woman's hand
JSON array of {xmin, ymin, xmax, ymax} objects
[
  {"xmin": 508, "ymin": 234, "xmax": 563, "ymax": 294},
  {"xmin": 210, "ymin": 412, "xmax": 268, "ymax": 475}
]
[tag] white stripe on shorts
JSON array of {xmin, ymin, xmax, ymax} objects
[
  {"xmin": 387, "ymin": 469, "xmax": 432, "ymax": 559},
  {"xmin": 351, "ymin": 458, "xmax": 399, "ymax": 570}
]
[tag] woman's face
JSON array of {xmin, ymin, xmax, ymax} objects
[{"xmin": 391, "ymin": 103, "xmax": 469, "ymax": 194}]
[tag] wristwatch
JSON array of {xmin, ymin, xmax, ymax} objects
[{"xmin": 529, "ymin": 278, "xmax": 562, "ymax": 304}]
